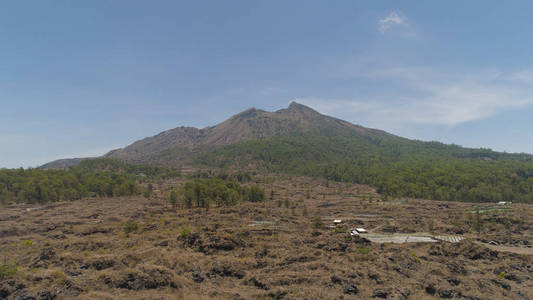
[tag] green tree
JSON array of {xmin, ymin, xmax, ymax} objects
[{"xmin": 170, "ymin": 189, "xmax": 179, "ymax": 209}]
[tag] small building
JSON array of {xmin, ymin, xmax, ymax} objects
[
  {"xmin": 355, "ymin": 228, "xmax": 367, "ymax": 234},
  {"xmin": 497, "ymin": 201, "xmax": 509, "ymax": 206},
  {"xmin": 333, "ymin": 219, "xmax": 342, "ymax": 225}
]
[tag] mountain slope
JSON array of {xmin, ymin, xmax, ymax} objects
[
  {"xmin": 39, "ymin": 102, "xmax": 533, "ymax": 203},
  {"xmin": 103, "ymin": 102, "xmax": 399, "ymax": 164},
  {"xmin": 39, "ymin": 157, "xmax": 91, "ymax": 170}
]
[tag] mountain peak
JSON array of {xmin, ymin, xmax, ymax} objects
[
  {"xmin": 288, "ymin": 101, "xmax": 311, "ymax": 110},
  {"xmin": 230, "ymin": 107, "xmax": 266, "ymax": 120},
  {"xmin": 285, "ymin": 101, "xmax": 320, "ymax": 114}
]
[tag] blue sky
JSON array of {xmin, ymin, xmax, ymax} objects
[{"xmin": 2, "ymin": 1, "xmax": 533, "ymax": 168}]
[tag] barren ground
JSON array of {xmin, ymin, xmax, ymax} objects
[{"xmin": 1, "ymin": 176, "xmax": 532, "ymax": 299}]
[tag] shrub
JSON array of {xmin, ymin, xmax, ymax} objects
[
  {"xmin": 0, "ymin": 262, "xmax": 17, "ymax": 279},
  {"xmin": 143, "ymin": 189, "xmax": 151, "ymax": 199},
  {"xmin": 334, "ymin": 227, "xmax": 347, "ymax": 234},
  {"xmin": 356, "ymin": 247, "xmax": 371, "ymax": 255},
  {"xmin": 410, "ymin": 252, "xmax": 421, "ymax": 263},
  {"xmin": 311, "ymin": 216, "xmax": 324, "ymax": 229},
  {"xmin": 169, "ymin": 189, "xmax": 179, "ymax": 208},
  {"xmin": 179, "ymin": 226, "xmax": 192, "ymax": 238},
  {"xmin": 51, "ymin": 270, "xmax": 67, "ymax": 283},
  {"xmin": 123, "ymin": 221, "xmax": 139, "ymax": 234}
]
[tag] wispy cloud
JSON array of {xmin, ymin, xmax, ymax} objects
[
  {"xmin": 379, "ymin": 11, "xmax": 408, "ymax": 34},
  {"xmin": 295, "ymin": 68, "xmax": 533, "ymax": 127}
]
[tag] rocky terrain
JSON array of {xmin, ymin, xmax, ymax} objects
[{"xmin": 1, "ymin": 176, "xmax": 532, "ymax": 299}]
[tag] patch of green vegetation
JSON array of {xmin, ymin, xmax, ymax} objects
[
  {"xmin": 51, "ymin": 270, "xmax": 67, "ymax": 284},
  {"xmin": 123, "ymin": 221, "xmax": 140, "ymax": 234},
  {"xmin": 0, "ymin": 158, "xmax": 181, "ymax": 204},
  {"xmin": 22, "ymin": 240, "xmax": 33, "ymax": 246},
  {"xmin": 179, "ymin": 226, "xmax": 192, "ymax": 238},
  {"xmin": 311, "ymin": 216, "xmax": 324, "ymax": 229},
  {"xmin": 410, "ymin": 252, "xmax": 421, "ymax": 263},
  {"xmin": 193, "ymin": 133, "xmax": 533, "ymax": 203},
  {"xmin": 497, "ymin": 271, "xmax": 506, "ymax": 279},
  {"xmin": 179, "ymin": 178, "xmax": 264, "ymax": 209},
  {"xmin": 356, "ymin": 247, "xmax": 371, "ymax": 255},
  {"xmin": 0, "ymin": 262, "xmax": 18, "ymax": 279},
  {"xmin": 334, "ymin": 227, "xmax": 347, "ymax": 234}
]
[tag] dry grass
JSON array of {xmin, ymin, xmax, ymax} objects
[{"xmin": 1, "ymin": 176, "xmax": 532, "ymax": 299}]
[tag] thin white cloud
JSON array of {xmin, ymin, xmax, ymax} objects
[
  {"xmin": 379, "ymin": 11, "xmax": 407, "ymax": 34},
  {"xmin": 295, "ymin": 68, "xmax": 533, "ymax": 127}
]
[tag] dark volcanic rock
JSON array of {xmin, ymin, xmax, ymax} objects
[
  {"xmin": 37, "ymin": 290, "xmax": 55, "ymax": 300},
  {"xmin": 372, "ymin": 289, "xmax": 388, "ymax": 298},
  {"xmin": 105, "ymin": 265, "xmax": 178, "ymax": 290},
  {"xmin": 192, "ymin": 269, "xmax": 204, "ymax": 283},
  {"xmin": 246, "ymin": 277, "xmax": 269, "ymax": 290},
  {"xmin": 209, "ymin": 264, "xmax": 245, "ymax": 279},
  {"xmin": 39, "ymin": 248, "xmax": 55, "ymax": 260},
  {"xmin": 438, "ymin": 289, "xmax": 454, "ymax": 298},
  {"xmin": 343, "ymin": 283, "xmax": 358, "ymax": 295},
  {"xmin": 492, "ymin": 279, "xmax": 511, "ymax": 291},
  {"xmin": 425, "ymin": 284, "xmax": 436, "ymax": 295},
  {"xmin": 89, "ymin": 257, "xmax": 115, "ymax": 270}
]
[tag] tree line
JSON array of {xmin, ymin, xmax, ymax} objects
[
  {"xmin": 193, "ymin": 133, "xmax": 533, "ymax": 203},
  {"xmin": 169, "ymin": 178, "xmax": 264, "ymax": 209},
  {"xmin": 0, "ymin": 158, "xmax": 181, "ymax": 204}
]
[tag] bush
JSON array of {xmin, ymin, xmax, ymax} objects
[
  {"xmin": 334, "ymin": 227, "xmax": 347, "ymax": 234},
  {"xmin": 179, "ymin": 226, "xmax": 192, "ymax": 238},
  {"xmin": 311, "ymin": 216, "xmax": 324, "ymax": 229},
  {"xmin": 143, "ymin": 189, "xmax": 152, "ymax": 199},
  {"xmin": 123, "ymin": 221, "xmax": 139, "ymax": 234},
  {"xmin": 169, "ymin": 189, "xmax": 179, "ymax": 208},
  {"xmin": 0, "ymin": 262, "xmax": 17, "ymax": 279},
  {"xmin": 356, "ymin": 247, "xmax": 371, "ymax": 255}
]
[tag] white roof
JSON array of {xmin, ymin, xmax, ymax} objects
[
  {"xmin": 333, "ymin": 219, "xmax": 342, "ymax": 223},
  {"xmin": 355, "ymin": 228, "xmax": 367, "ymax": 233}
]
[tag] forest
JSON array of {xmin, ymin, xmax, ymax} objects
[
  {"xmin": 0, "ymin": 159, "xmax": 180, "ymax": 204},
  {"xmin": 3, "ymin": 133, "xmax": 533, "ymax": 204},
  {"xmin": 194, "ymin": 134, "xmax": 533, "ymax": 203},
  {"xmin": 172, "ymin": 177, "xmax": 264, "ymax": 209}
]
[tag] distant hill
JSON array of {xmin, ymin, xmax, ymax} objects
[
  {"xmin": 39, "ymin": 157, "xmax": 90, "ymax": 170},
  {"xmin": 39, "ymin": 102, "xmax": 533, "ymax": 203}
]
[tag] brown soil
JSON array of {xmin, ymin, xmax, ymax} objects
[{"xmin": 1, "ymin": 176, "xmax": 532, "ymax": 299}]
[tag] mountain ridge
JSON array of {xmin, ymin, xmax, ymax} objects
[
  {"xmin": 99, "ymin": 101, "xmax": 399, "ymax": 165},
  {"xmin": 40, "ymin": 101, "xmax": 529, "ymax": 169}
]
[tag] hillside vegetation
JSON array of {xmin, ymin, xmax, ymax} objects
[
  {"xmin": 194, "ymin": 134, "xmax": 533, "ymax": 203},
  {"xmin": 0, "ymin": 159, "xmax": 180, "ymax": 204},
  {"xmin": 34, "ymin": 102, "xmax": 533, "ymax": 204}
]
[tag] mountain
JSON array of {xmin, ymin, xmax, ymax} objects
[
  {"xmin": 102, "ymin": 102, "xmax": 399, "ymax": 165},
  {"xmin": 39, "ymin": 102, "xmax": 533, "ymax": 203}
]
